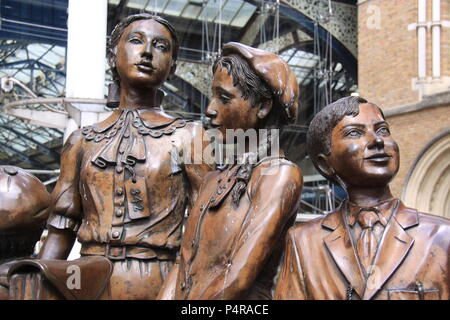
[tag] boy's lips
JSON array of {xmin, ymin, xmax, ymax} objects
[{"xmin": 364, "ymin": 153, "xmax": 392, "ymax": 162}]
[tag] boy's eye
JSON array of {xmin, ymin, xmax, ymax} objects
[
  {"xmin": 155, "ymin": 42, "xmax": 167, "ymax": 50},
  {"xmin": 219, "ymin": 95, "xmax": 230, "ymax": 104},
  {"xmin": 346, "ymin": 129, "xmax": 362, "ymax": 138},
  {"xmin": 377, "ymin": 127, "xmax": 390, "ymax": 136}
]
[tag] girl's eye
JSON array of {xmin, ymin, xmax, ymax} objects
[
  {"xmin": 129, "ymin": 38, "xmax": 142, "ymax": 44},
  {"xmin": 153, "ymin": 40, "xmax": 168, "ymax": 51}
]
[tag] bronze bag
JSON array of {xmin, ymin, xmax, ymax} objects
[{"xmin": 7, "ymin": 256, "xmax": 113, "ymax": 300}]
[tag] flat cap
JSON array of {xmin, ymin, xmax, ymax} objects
[{"xmin": 222, "ymin": 42, "xmax": 299, "ymax": 123}]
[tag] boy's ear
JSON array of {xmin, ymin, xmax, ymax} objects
[
  {"xmin": 316, "ymin": 153, "xmax": 335, "ymax": 178},
  {"xmin": 257, "ymin": 99, "xmax": 273, "ymax": 120},
  {"xmin": 170, "ymin": 61, "xmax": 177, "ymax": 76}
]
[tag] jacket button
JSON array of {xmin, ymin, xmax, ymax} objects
[
  {"xmin": 116, "ymin": 187, "xmax": 123, "ymax": 196},
  {"xmin": 115, "ymin": 209, "xmax": 124, "ymax": 217},
  {"xmin": 112, "ymin": 231, "xmax": 120, "ymax": 238}
]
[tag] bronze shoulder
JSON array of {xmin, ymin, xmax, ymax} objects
[
  {"xmin": 62, "ymin": 129, "xmax": 84, "ymax": 153},
  {"xmin": 288, "ymin": 213, "xmax": 328, "ymax": 241},
  {"xmin": 252, "ymin": 159, "xmax": 303, "ymax": 190}
]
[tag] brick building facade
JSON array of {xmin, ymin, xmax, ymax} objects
[{"xmin": 358, "ymin": 0, "xmax": 450, "ymax": 218}]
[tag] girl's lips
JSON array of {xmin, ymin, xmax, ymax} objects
[{"xmin": 135, "ymin": 63, "xmax": 155, "ymax": 73}]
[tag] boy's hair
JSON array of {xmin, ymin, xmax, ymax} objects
[
  {"xmin": 212, "ymin": 54, "xmax": 272, "ymax": 106},
  {"xmin": 212, "ymin": 53, "xmax": 287, "ymax": 126},
  {"xmin": 306, "ymin": 96, "xmax": 385, "ymax": 181}
]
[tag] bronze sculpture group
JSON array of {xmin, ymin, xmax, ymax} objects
[{"xmin": 1, "ymin": 14, "xmax": 448, "ymax": 300}]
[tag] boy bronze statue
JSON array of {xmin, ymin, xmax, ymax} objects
[
  {"xmin": 158, "ymin": 42, "xmax": 303, "ymax": 300},
  {"xmin": 274, "ymin": 96, "xmax": 450, "ymax": 300}
]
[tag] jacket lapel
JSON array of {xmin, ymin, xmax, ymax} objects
[
  {"xmin": 322, "ymin": 210, "xmax": 366, "ymax": 298},
  {"xmin": 363, "ymin": 201, "xmax": 418, "ymax": 300}
]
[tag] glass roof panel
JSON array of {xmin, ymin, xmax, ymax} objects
[
  {"xmin": 112, "ymin": 0, "xmax": 256, "ymax": 27},
  {"xmin": 230, "ymin": 2, "xmax": 255, "ymax": 27},
  {"xmin": 197, "ymin": 1, "xmax": 220, "ymax": 22},
  {"xmin": 127, "ymin": 0, "xmax": 148, "ymax": 9},
  {"xmin": 146, "ymin": 0, "xmax": 167, "ymax": 13},
  {"xmin": 289, "ymin": 56, "xmax": 301, "ymax": 65},
  {"xmin": 280, "ymin": 48, "xmax": 295, "ymax": 59},
  {"xmin": 215, "ymin": 0, "xmax": 239, "ymax": 25},
  {"xmin": 181, "ymin": 4, "xmax": 203, "ymax": 19},
  {"xmin": 278, "ymin": 47, "xmax": 322, "ymax": 85},
  {"xmin": 163, "ymin": 0, "xmax": 188, "ymax": 16},
  {"xmin": 302, "ymin": 59, "xmax": 318, "ymax": 68},
  {"xmin": 34, "ymin": 135, "xmax": 48, "ymax": 144}
]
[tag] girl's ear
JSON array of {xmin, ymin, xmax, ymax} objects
[
  {"xmin": 170, "ymin": 61, "xmax": 177, "ymax": 76},
  {"xmin": 107, "ymin": 47, "xmax": 117, "ymax": 69}
]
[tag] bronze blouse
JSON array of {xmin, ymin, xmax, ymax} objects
[{"xmin": 47, "ymin": 108, "xmax": 212, "ymax": 260}]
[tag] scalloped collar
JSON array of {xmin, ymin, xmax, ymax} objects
[{"xmin": 90, "ymin": 107, "xmax": 178, "ymax": 134}]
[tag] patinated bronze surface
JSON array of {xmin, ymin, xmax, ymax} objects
[
  {"xmin": 274, "ymin": 97, "xmax": 450, "ymax": 300},
  {"xmin": 0, "ymin": 166, "xmax": 51, "ymax": 300},
  {"xmin": 8, "ymin": 256, "xmax": 113, "ymax": 300},
  {"xmin": 8, "ymin": 14, "xmax": 212, "ymax": 300},
  {"xmin": 158, "ymin": 43, "xmax": 303, "ymax": 300}
]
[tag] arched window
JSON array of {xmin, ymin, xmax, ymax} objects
[{"xmin": 403, "ymin": 129, "xmax": 450, "ymax": 218}]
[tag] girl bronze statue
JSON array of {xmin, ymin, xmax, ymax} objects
[{"xmin": 8, "ymin": 13, "xmax": 212, "ymax": 300}]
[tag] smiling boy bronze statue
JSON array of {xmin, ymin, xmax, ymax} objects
[{"xmin": 274, "ymin": 96, "xmax": 450, "ymax": 300}]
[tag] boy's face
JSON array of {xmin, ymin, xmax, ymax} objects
[
  {"xmin": 206, "ymin": 66, "xmax": 261, "ymax": 141},
  {"xmin": 324, "ymin": 103, "xmax": 399, "ymax": 188}
]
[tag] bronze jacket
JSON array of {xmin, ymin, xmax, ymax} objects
[
  {"xmin": 167, "ymin": 158, "xmax": 302, "ymax": 299},
  {"xmin": 47, "ymin": 108, "xmax": 212, "ymax": 259},
  {"xmin": 274, "ymin": 200, "xmax": 450, "ymax": 300}
]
